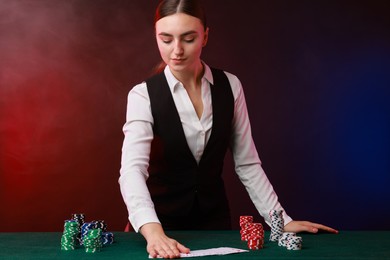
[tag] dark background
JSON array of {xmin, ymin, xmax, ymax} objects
[{"xmin": 1, "ymin": 0, "xmax": 389, "ymax": 232}]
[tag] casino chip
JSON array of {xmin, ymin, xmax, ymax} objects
[
  {"xmin": 286, "ymin": 236, "xmax": 303, "ymax": 250},
  {"xmin": 278, "ymin": 232, "xmax": 303, "ymax": 250},
  {"xmin": 239, "ymin": 216, "xmax": 264, "ymax": 250},
  {"xmin": 71, "ymin": 213, "xmax": 85, "ymax": 245},
  {"xmin": 268, "ymin": 210, "xmax": 303, "ymax": 250},
  {"xmin": 83, "ymin": 228, "xmax": 103, "ymax": 253},
  {"xmin": 92, "ymin": 220, "xmax": 107, "ymax": 233},
  {"xmin": 102, "ymin": 232, "xmax": 115, "ymax": 245},
  {"xmin": 61, "ymin": 220, "xmax": 79, "ymax": 251},
  {"xmin": 239, "ymin": 212, "xmax": 303, "ymax": 251},
  {"xmin": 239, "ymin": 216, "xmax": 253, "ymax": 241},
  {"xmin": 278, "ymin": 232, "xmax": 296, "ymax": 247},
  {"xmin": 60, "ymin": 213, "xmax": 115, "ymax": 253},
  {"xmin": 269, "ymin": 210, "xmax": 284, "ymax": 242},
  {"xmin": 81, "ymin": 222, "xmax": 96, "ymax": 245}
]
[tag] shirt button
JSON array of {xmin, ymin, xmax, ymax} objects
[{"xmin": 200, "ymin": 131, "xmax": 205, "ymax": 136}]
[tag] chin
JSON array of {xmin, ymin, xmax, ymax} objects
[{"xmin": 169, "ymin": 64, "xmax": 188, "ymax": 72}]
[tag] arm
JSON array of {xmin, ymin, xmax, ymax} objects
[
  {"xmin": 119, "ymin": 83, "xmax": 159, "ymax": 231},
  {"xmin": 226, "ymin": 72, "xmax": 292, "ymax": 226},
  {"xmin": 226, "ymin": 73, "xmax": 338, "ymax": 234},
  {"xmin": 119, "ymin": 83, "xmax": 190, "ymax": 257}
]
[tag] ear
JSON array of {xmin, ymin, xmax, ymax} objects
[{"xmin": 202, "ymin": 27, "xmax": 209, "ymax": 47}]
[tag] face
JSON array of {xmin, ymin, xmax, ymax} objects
[{"xmin": 155, "ymin": 13, "xmax": 208, "ymax": 74}]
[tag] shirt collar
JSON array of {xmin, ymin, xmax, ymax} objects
[{"xmin": 163, "ymin": 61, "xmax": 214, "ymax": 93}]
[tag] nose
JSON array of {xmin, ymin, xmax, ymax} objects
[{"xmin": 173, "ymin": 40, "xmax": 184, "ymax": 56}]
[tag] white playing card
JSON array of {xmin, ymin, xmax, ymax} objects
[{"xmin": 149, "ymin": 247, "xmax": 248, "ymax": 258}]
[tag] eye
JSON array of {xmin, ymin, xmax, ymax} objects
[
  {"xmin": 183, "ymin": 35, "xmax": 196, "ymax": 43},
  {"xmin": 160, "ymin": 37, "xmax": 172, "ymax": 44},
  {"xmin": 183, "ymin": 38, "xmax": 195, "ymax": 43}
]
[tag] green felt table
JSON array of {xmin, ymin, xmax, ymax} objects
[{"xmin": 0, "ymin": 231, "xmax": 389, "ymax": 259}]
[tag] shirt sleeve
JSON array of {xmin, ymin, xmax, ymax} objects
[
  {"xmin": 118, "ymin": 82, "xmax": 160, "ymax": 232},
  {"xmin": 225, "ymin": 72, "xmax": 293, "ymax": 227}
]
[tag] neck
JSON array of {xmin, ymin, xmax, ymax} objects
[{"xmin": 171, "ymin": 61, "xmax": 204, "ymax": 90}]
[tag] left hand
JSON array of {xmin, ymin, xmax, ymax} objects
[{"xmin": 284, "ymin": 220, "xmax": 338, "ymax": 234}]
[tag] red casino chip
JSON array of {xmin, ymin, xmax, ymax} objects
[
  {"xmin": 247, "ymin": 237, "xmax": 264, "ymax": 250},
  {"xmin": 239, "ymin": 216, "xmax": 253, "ymax": 228}
]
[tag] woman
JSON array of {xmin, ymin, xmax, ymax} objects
[{"xmin": 119, "ymin": 0, "xmax": 338, "ymax": 258}]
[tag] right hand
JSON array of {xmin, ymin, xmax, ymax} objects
[{"xmin": 140, "ymin": 223, "xmax": 190, "ymax": 258}]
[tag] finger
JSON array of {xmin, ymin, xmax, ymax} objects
[
  {"xmin": 159, "ymin": 248, "xmax": 171, "ymax": 259},
  {"xmin": 147, "ymin": 247, "xmax": 158, "ymax": 258},
  {"xmin": 300, "ymin": 223, "xmax": 319, "ymax": 233},
  {"xmin": 304, "ymin": 222, "xmax": 338, "ymax": 233},
  {"xmin": 311, "ymin": 223, "xmax": 339, "ymax": 233},
  {"xmin": 150, "ymin": 244, "xmax": 169, "ymax": 259},
  {"xmin": 160, "ymin": 243, "xmax": 180, "ymax": 258},
  {"xmin": 166, "ymin": 246, "xmax": 181, "ymax": 258},
  {"xmin": 177, "ymin": 242, "xmax": 190, "ymax": 254},
  {"xmin": 327, "ymin": 227, "xmax": 339, "ymax": 234},
  {"xmin": 163, "ymin": 239, "xmax": 188, "ymax": 257}
]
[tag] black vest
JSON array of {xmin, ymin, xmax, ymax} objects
[{"xmin": 146, "ymin": 68, "xmax": 234, "ymax": 217}]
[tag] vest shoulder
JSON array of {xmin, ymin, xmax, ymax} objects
[
  {"xmin": 209, "ymin": 67, "xmax": 240, "ymax": 81},
  {"xmin": 145, "ymin": 72, "xmax": 165, "ymax": 85}
]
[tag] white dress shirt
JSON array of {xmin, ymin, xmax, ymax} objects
[{"xmin": 119, "ymin": 63, "xmax": 292, "ymax": 232}]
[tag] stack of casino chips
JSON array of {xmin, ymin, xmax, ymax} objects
[
  {"xmin": 61, "ymin": 214, "xmax": 115, "ymax": 253},
  {"xmin": 269, "ymin": 210, "xmax": 284, "ymax": 242},
  {"xmin": 239, "ymin": 216, "xmax": 253, "ymax": 241},
  {"xmin": 246, "ymin": 222, "xmax": 264, "ymax": 250},
  {"xmin": 268, "ymin": 210, "xmax": 304, "ymax": 250},
  {"xmin": 278, "ymin": 232, "xmax": 303, "ymax": 250},
  {"xmin": 60, "ymin": 220, "xmax": 80, "ymax": 251},
  {"xmin": 102, "ymin": 232, "xmax": 115, "ymax": 245},
  {"xmin": 83, "ymin": 228, "xmax": 103, "ymax": 253},
  {"xmin": 81, "ymin": 222, "xmax": 96, "ymax": 245},
  {"xmin": 92, "ymin": 220, "xmax": 107, "ymax": 232},
  {"xmin": 71, "ymin": 213, "xmax": 85, "ymax": 245},
  {"xmin": 239, "ymin": 216, "xmax": 264, "ymax": 250},
  {"xmin": 286, "ymin": 236, "xmax": 303, "ymax": 250},
  {"xmin": 92, "ymin": 220, "xmax": 114, "ymax": 245},
  {"xmin": 71, "ymin": 213, "xmax": 85, "ymax": 227},
  {"xmin": 278, "ymin": 232, "xmax": 296, "ymax": 247}
]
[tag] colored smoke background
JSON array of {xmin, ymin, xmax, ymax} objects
[{"xmin": 0, "ymin": 0, "xmax": 389, "ymax": 231}]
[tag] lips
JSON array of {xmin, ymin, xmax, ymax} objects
[
  {"xmin": 171, "ymin": 58, "xmax": 186, "ymax": 64},
  {"xmin": 172, "ymin": 58, "xmax": 185, "ymax": 61}
]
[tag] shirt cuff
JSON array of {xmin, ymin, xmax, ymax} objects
[
  {"xmin": 283, "ymin": 212, "xmax": 293, "ymax": 227},
  {"xmin": 129, "ymin": 207, "xmax": 161, "ymax": 233}
]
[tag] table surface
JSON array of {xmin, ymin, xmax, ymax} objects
[{"xmin": 0, "ymin": 230, "xmax": 389, "ymax": 259}]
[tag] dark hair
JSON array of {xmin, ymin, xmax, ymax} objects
[{"xmin": 155, "ymin": 0, "xmax": 207, "ymax": 29}]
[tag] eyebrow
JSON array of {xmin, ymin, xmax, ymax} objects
[{"xmin": 158, "ymin": 30, "xmax": 198, "ymax": 37}]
